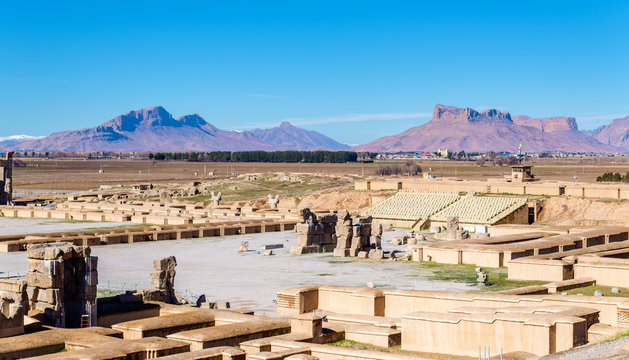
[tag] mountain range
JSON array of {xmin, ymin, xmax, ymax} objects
[
  {"xmin": 353, "ymin": 104, "xmax": 627, "ymax": 153},
  {"xmin": 3, "ymin": 104, "xmax": 629, "ymax": 153},
  {"xmin": 2, "ymin": 106, "xmax": 349, "ymax": 152}
]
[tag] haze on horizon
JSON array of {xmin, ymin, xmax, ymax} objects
[{"xmin": 1, "ymin": 0, "xmax": 628, "ymax": 145}]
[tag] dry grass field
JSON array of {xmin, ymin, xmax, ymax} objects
[{"xmin": 11, "ymin": 156, "xmax": 629, "ymax": 190}]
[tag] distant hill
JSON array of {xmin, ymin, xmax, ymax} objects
[
  {"xmin": 0, "ymin": 135, "xmax": 43, "ymax": 146},
  {"xmin": 353, "ymin": 104, "xmax": 618, "ymax": 153},
  {"xmin": 3, "ymin": 106, "xmax": 349, "ymax": 152},
  {"xmin": 588, "ymin": 116, "xmax": 629, "ymax": 151}
]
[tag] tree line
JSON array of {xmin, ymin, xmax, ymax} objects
[
  {"xmin": 596, "ymin": 172, "xmax": 629, "ymax": 182},
  {"xmin": 148, "ymin": 150, "xmax": 358, "ymax": 163}
]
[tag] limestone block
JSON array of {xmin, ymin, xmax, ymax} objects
[
  {"xmin": 289, "ymin": 245, "xmax": 321, "ymax": 255},
  {"xmin": 153, "ymin": 256, "xmax": 177, "ymax": 271},
  {"xmin": 357, "ymin": 216, "xmax": 372, "ymax": 224},
  {"xmin": 151, "ymin": 278, "xmax": 169, "ymax": 290},
  {"xmin": 140, "ymin": 289, "xmax": 167, "ymax": 302},
  {"xmin": 28, "ymin": 288, "xmax": 59, "ymax": 305},
  {"xmin": 26, "ymin": 272, "xmax": 60, "ymax": 288},
  {"xmin": 318, "ymin": 214, "xmax": 338, "ymax": 224},
  {"xmin": 369, "ymin": 235, "xmax": 382, "ymax": 249},
  {"xmin": 352, "ymin": 226, "xmax": 361, "ymax": 237},
  {"xmin": 27, "ymin": 259, "xmax": 61, "ymax": 276},
  {"xmin": 72, "ymin": 245, "xmax": 91, "ymax": 258},
  {"xmin": 295, "ymin": 223, "xmax": 315, "ymax": 233},
  {"xmin": 368, "ymin": 249, "xmax": 384, "ymax": 260},
  {"xmin": 357, "ymin": 251, "xmax": 368, "ymax": 259},
  {"xmin": 33, "ymin": 299, "xmax": 61, "ymax": 312},
  {"xmin": 27, "ymin": 243, "xmax": 74, "ymax": 260},
  {"xmin": 333, "ymin": 248, "xmax": 349, "ymax": 257},
  {"xmin": 0, "ymin": 279, "xmax": 26, "ymax": 294}
]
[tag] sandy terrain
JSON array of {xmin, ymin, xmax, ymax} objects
[
  {"xmin": 537, "ymin": 196, "xmax": 629, "ymax": 226},
  {"xmin": 12, "ymin": 157, "xmax": 629, "ymax": 191}
]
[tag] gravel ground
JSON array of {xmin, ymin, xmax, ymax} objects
[
  {"xmin": 0, "ymin": 220, "xmax": 467, "ymax": 313},
  {"xmin": 0, "ymin": 217, "xmax": 129, "ymax": 235},
  {"xmin": 541, "ymin": 337, "xmax": 629, "ymax": 360}
]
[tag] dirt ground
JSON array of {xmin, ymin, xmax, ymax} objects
[
  {"xmin": 12, "ymin": 157, "xmax": 629, "ymax": 190},
  {"xmin": 537, "ymin": 196, "xmax": 629, "ymax": 226}
]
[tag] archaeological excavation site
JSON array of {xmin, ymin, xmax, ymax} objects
[{"xmin": 4, "ymin": 155, "xmax": 629, "ymax": 360}]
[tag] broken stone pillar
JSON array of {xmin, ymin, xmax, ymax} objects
[
  {"xmin": 446, "ymin": 216, "xmax": 459, "ymax": 241},
  {"xmin": 0, "ymin": 151, "xmax": 13, "ymax": 205},
  {"xmin": 268, "ymin": 194, "xmax": 280, "ymax": 209},
  {"xmin": 210, "ymin": 191, "xmax": 223, "ymax": 206},
  {"xmin": 26, "ymin": 242, "xmax": 97, "ymax": 328},
  {"xmin": 150, "ymin": 256, "xmax": 178, "ymax": 304},
  {"xmin": 159, "ymin": 190, "xmax": 171, "ymax": 204},
  {"xmin": 290, "ymin": 207, "xmax": 328, "ymax": 255},
  {"xmin": 318, "ymin": 213, "xmax": 338, "ymax": 251},
  {"xmin": 350, "ymin": 216, "xmax": 372, "ymax": 256},
  {"xmin": 370, "ymin": 223, "xmax": 383, "ymax": 250},
  {"xmin": 0, "ymin": 278, "xmax": 27, "ymax": 338},
  {"xmin": 333, "ymin": 210, "xmax": 353, "ymax": 257}
]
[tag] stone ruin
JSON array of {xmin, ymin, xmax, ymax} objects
[
  {"xmin": 289, "ymin": 207, "xmax": 382, "ymax": 258},
  {"xmin": 0, "ymin": 151, "xmax": 13, "ymax": 205},
  {"xmin": 268, "ymin": 194, "xmax": 280, "ymax": 209},
  {"xmin": 141, "ymin": 256, "xmax": 178, "ymax": 304},
  {"xmin": 446, "ymin": 215, "xmax": 468, "ymax": 241},
  {"xmin": 26, "ymin": 242, "xmax": 98, "ymax": 328},
  {"xmin": 211, "ymin": 191, "xmax": 223, "ymax": 206},
  {"xmin": 290, "ymin": 207, "xmax": 337, "ymax": 254},
  {"xmin": 348, "ymin": 216, "xmax": 382, "ymax": 258},
  {"xmin": 0, "ymin": 278, "xmax": 27, "ymax": 337}
]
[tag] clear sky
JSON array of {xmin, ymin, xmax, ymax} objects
[{"xmin": 1, "ymin": 0, "xmax": 628, "ymax": 145}]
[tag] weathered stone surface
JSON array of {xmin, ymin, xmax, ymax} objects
[
  {"xmin": 153, "ymin": 256, "xmax": 177, "ymax": 271},
  {"xmin": 27, "ymin": 243, "xmax": 74, "ymax": 260},
  {"xmin": 26, "ymin": 272, "xmax": 60, "ymax": 289},
  {"xmin": 368, "ymin": 249, "xmax": 384, "ymax": 260},
  {"xmin": 27, "ymin": 259, "xmax": 61, "ymax": 276}
]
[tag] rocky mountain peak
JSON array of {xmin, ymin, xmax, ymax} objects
[
  {"xmin": 432, "ymin": 104, "xmax": 512, "ymax": 124},
  {"xmin": 512, "ymin": 115, "xmax": 578, "ymax": 132}
]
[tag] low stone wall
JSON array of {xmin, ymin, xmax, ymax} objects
[
  {"xmin": 574, "ymin": 257, "xmax": 629, "ymax": 288},
  {"xmin": 0, "ymin": 278, "xmax": 27, "ymax": 338}
]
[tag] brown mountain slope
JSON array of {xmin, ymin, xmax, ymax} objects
[
  {"xmin": 512, "ymin": 115, "xmax": 578, "ymax": 132},
  {"xmin": 588, "ymin": 116, "xmax": 629, "ymax": 151},
  {"xmin": 4, "ymin": 106, "xmax": 349, "ymax": 152},
  {"xmin": 353, "ymin": 104, "xmax": 617, "ymax": 153}
]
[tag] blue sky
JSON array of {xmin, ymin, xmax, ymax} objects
[{"xmin": 1, "ymin": 0, "xmax": 628, "ymax": 145}]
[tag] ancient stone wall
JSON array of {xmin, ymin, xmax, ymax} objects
[
  {"xmin": 0, "ymin": 151, "xmax": 13, "ymax": 205},
  {"xmin": 290, "ymin": 208, "xmax": 337, "ymax": 254},
  {"xmin": 26, "ymin": 242, "xmax": 98, "ymax": 328},
  {"xmin": 0, "ymin": 278, "xmax": 27, "ymax": 337}
]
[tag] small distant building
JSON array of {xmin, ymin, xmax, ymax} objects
[
  {"xmin": 511, "ymin": 165, "xmax": 536, "ymax": 182},
  {"xmin": 133, "ymin": 183, "xmax": 153, "ymax": 191},
  {"xmin": 437, "ymin": 148, "xmax": 451, "ymax": 158}
]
